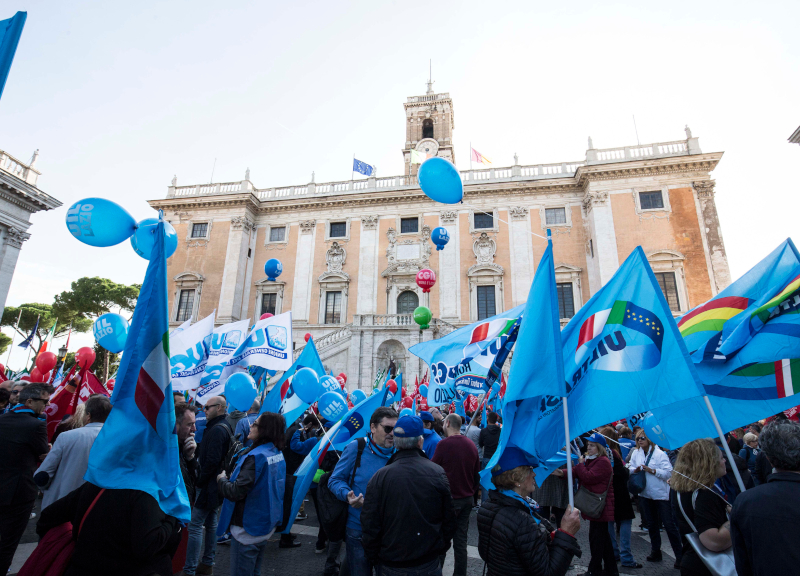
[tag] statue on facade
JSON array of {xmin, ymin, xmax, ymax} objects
[
  {"xmin": 171, "ymin": 175, "xmax": 177, "ymax": 186},
  {"xmin": 685, "ymin": 125, "xmax": 692, "ymax": 139},
  {"xmin": 388, "ymin": 356, "xmax": 397, "ymax": 379},
  {"xmin": 245, "ymin": 167, "xmax": 251, "ymax": 181}
]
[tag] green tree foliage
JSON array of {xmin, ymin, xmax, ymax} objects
[
  {"xmin": 0, "ymin": 332, "xmax": 11, "ymax": 356},
  {"xmin": 53, "ymin": 277, "xmax": 139, "ymax": 321}
]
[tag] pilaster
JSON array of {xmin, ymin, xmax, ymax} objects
[
  {"xmin": 0, "ymin": 225, "xmax": 29, "ymax": 318},
  {"xmin": 357, "ymin": 215, "xmax": 380, "ymax": 314},
  {"xmin": 217, "ymin": 215, "xmax": 254, "ymax": 324},
  {"xmin": 582, "ymin": 190, "xmax": 620, "ymax": 294},
  {"xmin": 507, "ymin": 207, "xmax": 535, "ymax": 306},
  {"xmin": 693, "ymin": 180, "xmax": 731, "ymax": 293},
  {"xmin": 291, "ymin": 220, "xmax": 317, "ymax": 323},
  {"xmin": 438, "ymin": 210, "xmax": 461, "ymax": 321}
]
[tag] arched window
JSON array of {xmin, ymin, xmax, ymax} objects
[
  {"xmin": 422, "ymin": 119, "xmax": 434, "ymax": 139},
  {"xmin": 397, "ymin": 290, "xmax": 419, "ymax": 314}
]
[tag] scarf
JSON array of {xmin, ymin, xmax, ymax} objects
[
  {"xmin": 499, "ymin": 489, "xmax": 540, "ymax": 524},
  {"xmin": 367, "ymin": 433, "xmax": 395, "ymax": 459}
]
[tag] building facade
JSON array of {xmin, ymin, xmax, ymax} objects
[{"xmin": 149, "ymin": 88, "xmax": 730, "ymax": 390}]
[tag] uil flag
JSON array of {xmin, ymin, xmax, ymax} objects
[
  {"xmin": 470, "ymin": 147, "xmax": 491, "ymax": 165},
  {"xmin": 353, "ymin": 158, "xmax": 375, "ymax": 177},
  {"xmin": 260, "ymin": 337, "xmax": 324, "ymax": 428},
  {"xmin": 0, "ymin": 11, "xmax": 26, "ymax": 100},
  {"xmin": 85, "ymin": 216, "xmax": 190, "ymax": 522}
]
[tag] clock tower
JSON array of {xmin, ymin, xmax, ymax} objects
[{"xmin": 402, "ymin": 81, "xmax": 455, "ymax": 177}]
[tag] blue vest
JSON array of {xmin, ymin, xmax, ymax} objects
[
  {"xmin": 422, "ymin": 429, "xmax": 441, "ymax": 458},
  {"xmin": 218, "ymin": 443, "xmax": 286, "ymax": 537}
]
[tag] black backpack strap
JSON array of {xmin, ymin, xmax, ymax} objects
[{"xmin": 349, "ymin": 437, "xmax": 367, "ymax": 487}]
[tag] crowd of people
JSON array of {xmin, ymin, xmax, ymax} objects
[{"xmin": 1, "ymin": 374, "xmax": 799, "ymax": 576}]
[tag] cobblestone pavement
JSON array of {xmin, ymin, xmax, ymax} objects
[{"xmin": 13, "ymin": 497, "xmax": 679, "ymax": 576}]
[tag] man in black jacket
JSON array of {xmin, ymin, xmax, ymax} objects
[
  {"xmin": 0, "ymin": 382, "xmax": 53, "ymax": 575},
  {"xmin": 478, "ymin": 411, "xmax": 501, "ymax": 504},
  {"xmin": 361, "ymin": 414, "xmax": 456, "ymax": 575},
  {"xmin": 182, "ymin": 395, "xmax": 229, "ymax": 576},
  {"xmin": 176, "ymin": 403, "xmax": 200, "ymax": 505}
]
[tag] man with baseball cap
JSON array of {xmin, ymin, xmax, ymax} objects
[
  {"xmin": 361, "ymin": 414, "xmax": 456, "ymax": 576},
  {"xmin": 419, "ymin": 410, "xmax": 441, "ymax": 459}
]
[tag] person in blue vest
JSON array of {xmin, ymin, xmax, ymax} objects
[
  {"xmin": 216, "ymin": 411, "xmax": 287, "ymax": 576},
  {"xmin": 420, "ymin": 411, "xmax": 441, "ymax": 459}
]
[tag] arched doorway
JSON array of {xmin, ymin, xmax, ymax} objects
[
  {"xmin": 396, "ymin": 290, "xmax": 419, "ymax": 314},
  {"xmin": 376, "ymin": 339, "xmax": 406, "ymax": 380}
]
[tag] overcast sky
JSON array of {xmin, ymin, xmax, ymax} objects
[{"xmin": 1, "ymin": 0, "xmax": 798, "ymax": 368}]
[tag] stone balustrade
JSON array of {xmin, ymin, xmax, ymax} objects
[{"xmin": 0, "ymin": 149, "xmax": 40, "ymax": 186}]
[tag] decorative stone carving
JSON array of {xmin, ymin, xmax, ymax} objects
[
  {"xmin": 473, "ymin": 232, "xmax": 496, "ymax": 265},
  {"xmin": 5, "ymin": 226, "xmax": 29, "ymax": 249},
  {"xmin": 299, "ymin": 220, "xmax": 316, "ymax": 234},
  {"xmin": 187, "ymin": 240, "xmax": 209, "ymax": 248},
  {"xmin": 326, "ymin": 242, "xmax": 346, "ymax": 273},
  {"xmin": 230, "ymin": 216, "xmax": 254, "ymax": 232},
  {"xmin": 693, "ymin": 180, "xmax": 716, "ymax": 199},
  {"xmin": 171, "ymin": 175, "xmax": 177, "ymax": 186},
  {"xmin": 439, "ymin": 210, "xmax": 458, "ymax": 224},
  {"xmin": 582, "ymin": 191, "xmax": 609, "ymax": 213},
  {"xmin": 421, "ymin": 225, "xmax": 432, "ymax": 264},
  {"xmin": 362, "ymin": 215, "xmax": 379, "ymax": 230},
  {"xmin": 386, "ymin": 227, "xmax": 397, "ymax": 263},
  {"xmin": 685, "ymin": 125, "xmax": 692, "ymax": 139},
  {"xmin": 509, "ymin": 206, "xmax": 528, "ymax": 220}
]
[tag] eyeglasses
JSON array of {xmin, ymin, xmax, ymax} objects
[
  {"xmin": 381, "ymin": 425, "xmax": 394, "ymax": 434},
  {"xmin": 204, "ymin": 403, "xmax": 223, "ymax": 411},
  {"xmin": 30, "ymin": 398, "xmax": 50, "ymax": 405},
  {"xmin": 637, "ymin": 437, "xmax": 647, "ymax": 442}
]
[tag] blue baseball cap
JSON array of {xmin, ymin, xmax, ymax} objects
[
  {"xmin": 490, "ymin": 447, "xmax": 539, "ymax": 477},
  {"xmin": 394, "ymin": 415, "xmax": 423, "ymax": 438},
  {"xmin": 419, "ymin": 411, "xmax": 435, "ymax": 422},
  {"xmin": 586, "ymin": 433, "xmax": 608, "ymax": 448}
]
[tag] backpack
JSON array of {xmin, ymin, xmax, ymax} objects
[
  {"xmin": 317, "ymin": 438, "xmax": 366, "ymax": 542},
  {"xmin": 220, "ymin": 420, "xmax": 246, "ymax": 476}
]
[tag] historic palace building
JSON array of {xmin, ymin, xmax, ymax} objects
[{"xmin": 149, "ymin": 86, "xmax": 730, "ymax": 390}]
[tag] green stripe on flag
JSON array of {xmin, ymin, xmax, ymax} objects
[
  {"xmin": 731, "ymin": 362, "xmax": 777, "ymax": 378},
  {"xmin": 790, "ymin": 359, "xmax": 800, "ymax": 395},
  {"xmin": 162, "ymin": 331, "xmax": 170, "ymax": 356},
  {"xmin": 607, "ymin": 300, "xmax": 627, "ymax": 325},
  {"xmin": 679, "ymin": 318, "xmax": 729, "ymax": 337}
]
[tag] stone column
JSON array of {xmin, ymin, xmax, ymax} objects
[
  {"xmin": 0, "ymin": 226, "xmax": 30, "ymax": 318},
  {"xmin": 359, "ymin": 328, "xmax": 375, "ymax": 391},
  {"xmin": 507, "ymin": 207, "xmax": 535, "ymax": 306},
  {"xmin": 582, "ymin": 190, "xmax": 620, "ymax": 295},
  {"xmin": 357, "ymin": 216, "xmax": 380, "ymax": 314},
  {"xmin": 291, "ymin": 220, "xmax": 317, "ymax": 323},
  {"xmin": 693, "ymin": 180, "xmax": 731, "ymax": 293},
  {"xmin": 437, "ymin": 210, "xmax": 461, "ymax": 321},
  {"xmin": 217, "ymin": 216, "xmax": 254, "ymax": 324}
]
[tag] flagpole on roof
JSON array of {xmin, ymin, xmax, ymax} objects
[
  {"xmin": 469, "ymin": 141, "xmax": 473, "ymax": 171},
  {"xmin": 351, "ymin": 153, "xmax": 355, "ymax": 182}
]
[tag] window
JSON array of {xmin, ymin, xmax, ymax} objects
[
  {"xmin": 400, "ymin": 217, "xmax": 418, "ymax": 234},
  {"xmin": 329, "ymin": 222, "xmax": 347, "ymax": 238},
  {"xmin": 476, "ymin": 286, "xmax": 496, "ymax": 320},
  {"xmin": 589, "ymin": 239, "xmax": 594, "ymax": 258},
  {"xmin": 639, "ymin": 191, "xmax": 664, "ymax": 210},
  {"xmin": 325, "ymin": 291, "xmax": 343, "ymax": 324},
  {"xmin": 422, "ymin": 119, "xmax": 434, "ymax": 139},
  {"xmin": 269, "ymin": 226, "xmax": 286, "ymax": 242},
  {"xmin": 556, "ymin": 283, "xmax": 575, "ymax": 319},
  {"xmin": 545, "ymin": 207, "xmax": 567, "ymax": 225},
  {"xmin": 397, "ymin": 291, "xmax": 419, "ymax": 314},
  {"xmin": 191, "ymin": 223, "xmax": 208, "ymax": 238},
  {"xmin": 655, "ymin": 272, "xmax": 681, "ymax": 312},
  {"xmin": 474, "ymin": 212, "xmax": 494, "ymax": 230},
  {"xmin": 261, "ymin": 293, "xmax": 277, "ymax": 316},
  {"xmin": 247, "ymin": 248, "xmax": 251, "ymax": 259},
  {"xmin": 176, "ymin": 290, "xmax": 194, "ymax": 322}
]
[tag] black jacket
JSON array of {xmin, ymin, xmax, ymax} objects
[
  {"xmin": 195, "ymin": 414, "xmax": 231, "ymax": 509},
  {"xmin": 217, "ymin": 450, "xmax": 257, "ymax": 529},
  {"xmin": 477, "ymin": 490, "xmax": 580, "ymax": 576},
  {"xmin": 361, "ymin": 448, "xmax": 456, "ymax": 568},
  {"xmin": 0, "ymin": 410, "xmax": 49, "ymax": 505},
  {"xmin": 180, "ymin": 449, "xmax": 201, "ymax": 506},
  {"xmin": 283, "ymin": 422, "xmax": 304, "ymax": 474},
  {"xmin": 753, "ymin": 450, "xmax": 773, "ymax": 485},
  {"xmin": 37, "ymin": 482, "xmax": 181, "ymax": 576},
  {"xmin": 731, "ymin": 472, "xmax": 800, "ymax": 576},
  {"xmin": 611, "ymin": 450, "xmax": 634, "ymax": 521},
  {"xmin": 479, "ymin": 425, "xmax": 501, "ymax": 459}
]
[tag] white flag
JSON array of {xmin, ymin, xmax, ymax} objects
[
  {"xmin": 227, "ymin": 311, "xmax": 293, "ymax": 372},
  {"xmin": 169, "ymin": 311, "xmax": 215, "ymax": 392},
  {"xmin": 195, "ymin": 318, "xmax": 250, "ymax": 405}
]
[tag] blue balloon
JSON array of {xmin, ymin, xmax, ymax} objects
[
  {"xmin": 66, "ymin": 197, "xmax": 137, "ymax": 247},
  {"xmin": 337, "ymin": 386, "xmax": 348, "ymax": 400},
  {"xmin": 399, "ymin": 408, "xmax": 415, "ymax": 418},
  {"xmin": 130, "ymin": 218, "xmax": 178, "ymax": 260},
  {"xmin": 318, "ymin": 390, "xmax": 348, "ymax": 421},
  {"xmin": 431, "ymin": 227, "xmax": 450, "ymax": 251},
  {"xmin": 419, "ymin": 384, "xmax": 428, "ymax": 397},
  {"xmin": 319, "ymin": 375, "xmax": 340, "ymax": 395},
  {"xmin": 293, "ymin": 367, "xmax": 322, "ymax": 404},
  {"xmin": 350, "ymin": 389, "xmax": 367, "ymax": 405},
  {"xmin": 224, "ymin": 372, "xmax": 258, "ymax": 412},
  {"xmin": 491, "ymin": 382, "xmax": 501, "ymax": 395},
  {"xmin": 265, "ymin": 258, "xmax": 283, "ymax": 281},
  {"xmin": 93, "ymin": 313, "xmax": 129, "ymax": 353},
  {"xmin": 418, "ymin": 158, "xmax": 463, "ymax": 204}
]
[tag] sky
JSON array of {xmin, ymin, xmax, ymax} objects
[{"xmin": 1, "ymin": 0, "xmax": 798, "ymax": 369}]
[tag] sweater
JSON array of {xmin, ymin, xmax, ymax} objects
[
  {"xmin": 431, "ymin": 434, "xmax": 480, "ymax": 499},
  {"xmin": 573, "ymin": 456, "xmax": 615, "ymax": 522}
]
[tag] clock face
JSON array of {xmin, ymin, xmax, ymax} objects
[{"xmin": 416, "ymin": 139, "xmax": 439, "ymax": 155}]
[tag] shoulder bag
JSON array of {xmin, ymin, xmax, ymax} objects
[
  {"xmin": 574, "ymin": 463, "xmax": 613, "ymax": 519},
  {"xmin": 627, "ymin": 448, "xmax": 653, "ymax": 496},
  {"xmin": 676, "ymin": 490, "xmax": 737, "ymax": 576},
  {"xmin": 316, "ymin": 438, "xmax": 366, "ymax": 542}
]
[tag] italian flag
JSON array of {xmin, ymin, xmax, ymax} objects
[
  {"xmin": 776, "ymin": 359, "xmax": 800, "ymax": 399},
  {"xmin": 135, "ymin": 331, "xmax": 171, "ymax": 432},
  {"xmin": 576, "ymin": 308, "xmax": 612, "ymax": 351}
]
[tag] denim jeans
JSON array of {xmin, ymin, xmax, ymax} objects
[
  {"xmin": 230, "ymin": 537, "xmax": 268, "ymax": 576},
  {"xmin": 184, "ymin": 505, "xmax": 220, "ymax": 574},
  {"xmin": 346, "ymin": 527, "xmax": 373, "ymax": 576},
  {"xmin": 451, "ymin": 497, "xmax": 473, "ymax": 576},
  {"xmin": 640, "ymin": 497, "xmax": 682, "ymax": 562},
  {"xmin": 378, "ymin": 558, "xmax": 442, "ymax": 576},
  {"xmin": 608, "ymin": 519, "xmax": 634, "ymax": 565}
]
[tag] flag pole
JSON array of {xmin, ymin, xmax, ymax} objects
[
  {"xmin": 351, "ymin": 154, "xmax": 355, "ymax": 182},
  {"xmin": 562, "ymin": 399, "xmax": 575, "ymax": 509},
  {"xmin": 702, "ymin": 395, "xmax": 747, "ymax": 493},
  {"xmin": 469, "ymin": 141, "xmax": 473, "ymax": 171},
  {"xmin": 5, "ymin": 309, "xmax": 21, "ymax": 366}
]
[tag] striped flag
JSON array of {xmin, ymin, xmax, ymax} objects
[
  {"xmin": 776, "ymin": 359, "xmax": 800, "ymax": 398},
  {"xmin": 410, "ymin": 149, "xmax": 428, "ymax": 164},
  {"xmin": 470, "ymin": 147, "xmax": 491, "ymax": 165}
]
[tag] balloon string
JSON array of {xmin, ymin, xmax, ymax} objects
[{"xmin": 459, "ymin": 202, "xmax": 549, "ymax": 242}]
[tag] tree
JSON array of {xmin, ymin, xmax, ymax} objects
[
  {"xmin": 0, "ymin": 332, "xmax": 10, "ymax": 356},
  {"xmin": 0, "ymin": 303, "xmax": 89, "ymax": 365},
  {"xmin": 53, "ymin": 277, "xmax": 140, "ymax": 321}
]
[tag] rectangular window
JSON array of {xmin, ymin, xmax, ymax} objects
[
  {"xmin": 545, "ymin": 207, "xmax": 567, "ymax": 225},
  {"xmin": 556, "ymin": 283, "xmax": 575, "ymax": 319},
  {"xmin": 269, "ymin": 226, "xmax": 286, "ymax": 242},
  {"xmin": 476, "ymin": 285, "xmax": 496, "ymax": 321},
  {"xmin": 474, "ymin": 212, "xmax": 494, "ymax": 230},
  {"xmin": 261, "ymin": 293, "xmax": 277, "ymax": 316},
  {"xmin": 655, "ymin": 272, "xmax": 681, "ymax": 312},
  {"xmin": 329, "ymin": 222, "xmax": 347, "ymax": 238},
  {"xmin": 400, "ymin": 217, "xmax": 419, "ymax": 234},
  {"xmin": 176, "ymin": 290, "xmax": 194, "ymax": 322},
  {"xmin": 325, "ymin": 291, "xmax": 343, "ymax": 324},
  {"xmin": 191, "ymin": 223, "xmax": 208, "ymax": 238},
  {"xmin": 639, "ymin": 191, "xmax": 665, "ymax": 210}
]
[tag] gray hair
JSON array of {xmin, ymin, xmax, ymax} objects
[
  {"xmin": 760, "ymin": 419, "xmax": 800, "ymax": 471},
  {"xmin": 394, "ymin": 435, "xmax": 423, "ymax": 450}
]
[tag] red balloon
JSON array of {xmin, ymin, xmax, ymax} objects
[
  {"xmin": 348, "ymin": 401, "xmax": 354, "ymax": 409},
  {"xmin": 385, "ymin": 379, "xmax": 397, "ymax": 395},
  {"xmin": 419, "ymin": 398, "xmax": 429, "ymax": 411},
  {"xmin": 41, "ymin": 370, "xmax": 51, "ymax": 383},
  {"xmin": 338, "ymin": 372, "xmax": 347, "ymax": 383},
  {"xmin": 106, "ymin": 378, "xmax": 116, "ymax": 391},
  {"xmin": 304, "ymin": 333, "xmax": 311, "ymax": 343},
  {"xmin": 336, "ymin": 375, "xmax": 346, "ymax": 387},
  {"xmin": 30, "ymin": 367, "xmax": 43, "ymax": 382},
  {"xmin": 415, "ymin": 268, "xmax": 436, "ymax": 293},
  {"xmin": 340, "ymin": 380, "xmax": 347, "ymax": 390},
  {"xmin": 76, "ymin": 347, "xmax": 96, "ymax": 369},
  {"xmin": 260, "ymin": 312, "xmax": 274, "ymax": 320},
  {"xmin": 400, "ymin": 396, "xmax": 413, "ymax": 409},
  {"xmin": 401, "ymin": 387, "xmax": 407, "ymax": 398},
  {"xmin": 36, "ymin": 351, "xmax": 57, "ymax": 374},
  {"xmin": 0, "ymin": 362, "xmax": 5, "ymax": 374}
]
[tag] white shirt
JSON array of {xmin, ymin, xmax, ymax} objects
[{"xmin": 626, "ymin": 444, "xmax": 673, "ymax": 501}]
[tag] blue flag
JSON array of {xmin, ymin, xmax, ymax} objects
[
  {"xmin": 85, "ymin": 216, "xmax": 190, "ymax": 521},
  {"xmin": 0, "ymin": 11, "xmax": 26, "ymax": 100},
  {"xmin": 352, "ymin": 158, "xmax": 374, "ymax": 176},
  {"xmin": 260, "ymin": 338, "xmax": 324, "ymax": 428},
  {"xmin": 18, "ymin": 314, "xmax": 38, "ymax": 349}
]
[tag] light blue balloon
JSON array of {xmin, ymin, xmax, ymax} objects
[
  {"xmin": 319, "ymin": 375, "xmax": 340, "ymax": 395},
  {"xmin": 130, "ymin": 218, "xmax": 178, "ymax": 260},
  {"xmin": 224, "ymin": 372, "xmax": 258, "ymax": 412},
  {"xmin": 491, "ymin": 382, "xmax": 501, "ymax": 395},
  {"xmin": 293, "ymin": 367, "xmax": 322, "ymax": 404},
  {"xmin": 336, "ymin": 386, "xmax": 348, "ymax": 400},
  {"xmin": 66, "ymin": 197, "xmax": 137, "ymax": 247},
  {"xmin": 399, "ymin": 408, "xmax": 415, "ymax": 418},
  {"xmin": 318, "ymin": 390, "xmax": 347, "ymax": 421},
  {"xmin": 431, "ymin": 227, "xmax": 450, "ymax": 251},
  {"xmin": 350, "ymin": 389, "xmax": 367, "ymax": 405},
  {"xmin": 265, "ymin": 258, "xmax": 283, "ymax": 281},
  {"xmin": 93, "ymin": 313, "xmax": 129, "ymax": 353},
  {"xmin": 419, "ymin": 384, "xmax": 428, "ymax": 397},
  {"xmin": 418, "ymin": 158, "xmax": 463, "ymax": 204}
]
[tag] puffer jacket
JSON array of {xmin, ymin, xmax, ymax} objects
[
  {"xmin": 573, "ymin": 455, "xmax": 614, "ymax": 522},
  {"xmin": 477, "ymin": 490, "xmax": 580, "ymax": 576}
]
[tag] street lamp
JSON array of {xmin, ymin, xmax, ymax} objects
[{"xmin": 58, "ymin": 344, "xmax": 67, "ymax": 361}]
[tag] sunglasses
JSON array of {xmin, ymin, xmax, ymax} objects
[
  {"xmin": 30, "ymin": 397, "xmax": 49, "ymax": 405},
  {"xmin": 637, "ymin": 437, "xmax": 647, "ymax": 442},
  {"xmin": 380, "ymin": 425, "xmax": 394, "ymax": 434},
  {"xmin": 204, "ymin": 403, "xmax": 224, "ymax": 411}
]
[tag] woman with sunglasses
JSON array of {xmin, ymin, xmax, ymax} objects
[{"xmin": 627, "ymin": 430, "xmax": 682, "ymax": 568}]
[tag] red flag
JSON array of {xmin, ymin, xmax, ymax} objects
[{"xmin": 44, "ymin": 363, "xmax": 79, "ymax": 441}]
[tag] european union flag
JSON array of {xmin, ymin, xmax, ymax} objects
[{"xmin": 353, "ymin": 158, "xmax": 374, "ymax": 176}]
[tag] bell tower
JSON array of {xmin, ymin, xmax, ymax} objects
[{"xmin": 402, "ymin": 80, "xmax": 455, "ymax": 177}]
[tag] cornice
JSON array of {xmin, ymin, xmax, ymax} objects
[{"xmin": 0, "ymin": 174, "xmax": 62, "ymax": 212}]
